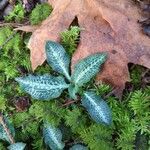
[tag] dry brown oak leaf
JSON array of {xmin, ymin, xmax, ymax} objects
[{"xmin": 20, "ymin": 0, "xmax": 150, "ymax": 97}]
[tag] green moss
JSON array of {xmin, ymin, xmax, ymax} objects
[
  {"xmin": 129, "ymin": 90, "xmax": 150, "ymax": 134},
  {"xmin": 60, "ymin": 26, "xmax": 81, "ymax": 56},
  {"xmin": 32, "ymin": 138, "xmax": 44, "ymax": 150},
  {"xmin": 0, "ymin": 26, "xmax": 31, "ymax": 80},
  {"xmin": 0, "ymin": 142, "xmax": 6, "ymax": 150},
  {"xmin": 65, "ymin": 106, "xmax": 87, "ymax": 132},
  {"xmin": 108, "ymin": 88, "xmax": 150, "ymax": 150},
  {"xmin": 0, "ymin": 26, "xmax": 31, "ymax": 116},
  {"xmin": 130, "ymin": 65, "xmax": 145, "ymax": 88},
  {"xmin": 79, "ymin": 124, "xmax": 113, "ymax": 150},
  {"xmin": 94, "ymin": 83, "xmax": 112, "ymax": 95},
  {"xmin": 0, "ymin": 22, "xmax": 149, "ymax": 149},
  {"xmin": 5, "ymin": 4, "xmax": 25, "ymax": 22},
  {"xmin": 0, "ymin": 27, "xmax": 22, "ymax": 55},
  {"xmin": 0, "ymin": 94, "xmax": 6, "ymax": 111},
  {"xmin": 12, "ymin": 112, "xmax": 30, "ymax": 127},
  {"xmin": 30, "ymin": 3, "xmax": 53, "ymax": 25}
]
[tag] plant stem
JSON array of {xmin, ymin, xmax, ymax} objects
[
  {"xmin": 62, "ymin": 99, "xmax": 80, "ymax": 107},
  {"xmin": 62, "ymin": 100, "xmax": 77, "ymax": 107},
  {"xmin": 0, "ymin": 113, "xmax": 15, "ymax": 144}
]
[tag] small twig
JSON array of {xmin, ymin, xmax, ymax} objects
[
  {"xmin": 62, "ymin": 99, "xmax": 80, "ymax": 107},
  {"xmin": 62, "ymin": 100, "xmax": 78, "ymax": 107},
  {"xmin": 0, "ymin": 22, "xmax": 29, "ymax": 28},
  {"xmin": 0, "ymin": 113, "xmax": 15, "ymax": 144},
  {"xmin": 62, "ymin": 95, "xmax": 81, "ymax": 107}
]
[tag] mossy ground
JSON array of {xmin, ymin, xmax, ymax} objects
[{"xmin": 0, "ymin": 1, "xmax": 149, "ymax": 150}]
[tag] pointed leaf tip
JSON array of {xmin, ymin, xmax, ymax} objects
[
  {"xmin": 81, "ymin": 91, "xmax": 112, "ymax": 125},
  {"xmin": 45, "ymin": 41, "xmax": 71, "ymax": 81},
  {"xmin": 72, "ymin": 53, "xmax": 107, "ymax": 86}
]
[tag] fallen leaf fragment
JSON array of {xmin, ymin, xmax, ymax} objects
[{"xmin": 14, "ymin": 25, "xmax": 38, "ymax": 32}]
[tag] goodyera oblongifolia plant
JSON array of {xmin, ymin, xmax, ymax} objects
[{"xmin": 15, "ymin": 41, "xmax": 112, "ymax": 149}]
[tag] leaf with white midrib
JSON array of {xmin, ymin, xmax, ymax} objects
[
  {"xmin": 46, "ymin": 41, "xmax": 71, "ymax": 81},
  {"xmin": 81, "ymin": 91, "xmax": 112, "ymax": 125},
  {"xmin": 43, "ymin": 123, "xmax": 65, "ymax": 150},
  {"xmin": 15, "ymin": 74, "xmax": 69, "ymax": 100},
  {"xmin": 71, "ymin": 53, "xmax": 107, "ymax": 86}
]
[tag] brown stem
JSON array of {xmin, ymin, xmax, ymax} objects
[
  {"xmin": 0, "ymin": 114, "xmax": 15, "ymax": 144},
  {"xmin": 0, "ymin": 22, "xmax": 29, "ymax": 28},
  {"xmin": 62, "ymin": 96, "xmax": 81, "ymax": 107},
  {"xmin": 62, "ymin": 100, "xmax": 78, "ymax": 107}
]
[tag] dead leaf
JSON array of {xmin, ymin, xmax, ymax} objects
[
  {"xmin": 14, "ymin": 96, "xmax": 30, "ymax": 112},
  {"xmin": 21, "ymin": 0, "xmax": 150, "ymax": 97}
]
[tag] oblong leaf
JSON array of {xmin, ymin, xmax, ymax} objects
[
  {"xmin": 15, "ymin": 74, "xmax": 69, "ymax": 100},
  {"xmin": 43, "ymin": 122, "xmax": 65, "ymax": 150},
  {"xmin": 69, "ymin": 144, "xmax": 88, "ymax": 150},
  {"xmin": 46, "ymin": 41, "xmax": 71, "ymax": 81},
  {"xmin": 71, "ymin": 53, "xmax": 107, "ymax": 86},
  {"xmin": 7, "ymin": 142, "xmax": 26, "ymax": 150},
  {"xmin": 81, "ymin": 91, "xmax": 112, "ymax": 125},
  {"xmin": 0, "ymin": 115, "xmax": 15, "ymax": 144}
]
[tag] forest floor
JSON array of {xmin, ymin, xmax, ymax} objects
[{"xmin": 0, "ymin": 0, "xmax": 150, "ymax": 150}]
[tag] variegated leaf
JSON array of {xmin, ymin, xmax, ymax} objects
[
  {"xmin": 71, "ymin": 53, "xmax": 107, "ymax": 86},
  {"xmin": 69, "ymin": 144, "xmax": 88, "ymax": 150},
  {"xmin": 0, "ymin": 115, "xmax": 15, "ymax": 144},
  {"xmin": 7, "ymin": 142, "xmax": 26, "ymax": 150},
  {"xmin": 43, "ymin": 122, "xmax": 65, "ymax": 150},
  {"xmin": 46, "ymin": 41, "xmax": 71, "ymax": 81},
  {"xmin": 81, "ymin": 91, "xmax": 112, "ymax": 125},
  {"xmin": 15, "ymin": 74, "xmax": 69, "ymax": 100}
]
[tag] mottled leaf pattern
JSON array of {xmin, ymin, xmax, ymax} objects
[
  {"xmin": 69, "ymin": 144, "xmax": 88, "ymax": 150},
  {"xmin": 15, "ymin": 74, "xmax": 69, "ymax": 100},
  {"xmin": 68, "ymin": 84, "xmax": 79, "ymax": 100},
  {"xmin": 81, "ymin": 91, "xmax": 112, "ymax": 125},
  {"xmin": 71, "ymin": 53, "xmax": 107, "ymax": 86},
  {"xmin": 7, "ymin": 142, "xmax": 26, "ymax": 150},
  {"xmin": 43, "ymin": 122, "xmax": 65, "ymax": 150},
  {"xmin": 46, "ymin": 41, "xmax": 71, "ymax": 81},
  {"xmin": 0, "ymin": 115, "xmax": 15, "ymax": 143}
]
